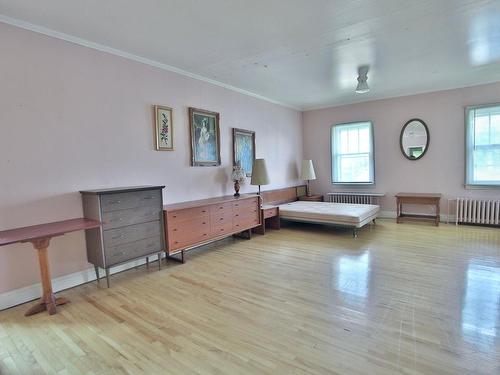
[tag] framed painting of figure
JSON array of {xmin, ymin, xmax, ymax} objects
[
  {"xmin": 232, "ymin": 128, "xmax": 255, "ymax": 177},
  {"xmin": 154, "ymin": 105, "xmax": 173, "ymax": 150},
  {"xmin": 189, "ymin": 107, "xmax": 221, "ymax": 166}
]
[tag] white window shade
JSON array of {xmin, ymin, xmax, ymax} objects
[
  {"xmin": 331, "ymin": 122, "xmax": 374, "ymax": 184},
  {"xmin": 466, "ymin": 105, "xmax": 500, "ymax": 186}
]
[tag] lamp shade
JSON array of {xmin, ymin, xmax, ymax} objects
[
  {"xmin": 250, "ymin": 159, "xmax": 270, "ymax": 185},
  {"xmin": 231, "ymin": 166, "xmax": 246, "ymax": 182},
  {"xmin": 300, "ymin": 160, "xmax": 316, "ymax": 180}
]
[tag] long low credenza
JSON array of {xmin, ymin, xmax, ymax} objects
[{"xmin": 163, "ymin": 194, "xmax": 261, "ymax": 261}]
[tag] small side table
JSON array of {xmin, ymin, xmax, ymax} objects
[
  {"xmin": 254, "ymin": 205, "xmax": 280, "ymax": 235},
  {"xmin": 396, "ymin": 193, "xmax": 442, "ymax": 226},
  {"xmin": 0, "ymin": 218, "xmax": 102, "ymax": 316},
  {"xmin": 298, "ymin": 194, "xmax": 324, "ymax": 202}
]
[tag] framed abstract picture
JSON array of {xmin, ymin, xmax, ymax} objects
[
  {"xmin": 189, "ymin": 107, "xmax": 221, "ymax": 166},
  {"xmin": 232, "ymin": 128, "xmax": 255, "ymax": 176},
  {"xmin": 154, "ymin": 105, "xmax": 173, "ymax": 150}
]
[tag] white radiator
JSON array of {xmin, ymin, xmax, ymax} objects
[
  {"xmin": 327, "ymin": 192, "xmax": 384, "ymax": 205},
  {"xmin": 455, "ymin": 198, "xmax": 500, "ymax": 225}
]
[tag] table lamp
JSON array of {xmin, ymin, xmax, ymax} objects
[
  {"xmin": 300, "ymin": 159, "xmax": 316, "ymax": 196},
  {"xmin": 250, "ymin": 158, "xmax": 270, "ymax": 196},
  {"xmin": 231, "ymin": 162, "xmax": 246, "ymax": 197}
]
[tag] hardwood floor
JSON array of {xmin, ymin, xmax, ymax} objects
[{"xmin": 0, "ymin": 220, "xmax": 499, "ymax": 374}]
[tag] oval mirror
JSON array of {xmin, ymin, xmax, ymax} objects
[{"xmin": 400, "ymin": 119, "xmax": 429, "ymax": 160}]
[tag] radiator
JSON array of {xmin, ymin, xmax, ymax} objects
[
  {"xmin": 455, "ymin": 198, "xmax": 500, "ymax": 225},
  {"xmin": 328, "ymin": 193, "xmax": 384, "ymax": 205}
]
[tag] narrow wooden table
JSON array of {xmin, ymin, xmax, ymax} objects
[
  {"xmin": 395, "ymin": 193, "xmax": 442, "ymax": 226},
  {"xmin": 0, "ymin": 218, "xmax": 102, "ymax": 316}
]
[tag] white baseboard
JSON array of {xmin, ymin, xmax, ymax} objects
[{"xmin": 0, "ymin": 255, "xmax": 161, "ymax": 311}]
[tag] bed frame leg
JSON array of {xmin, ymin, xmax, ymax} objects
[
  {"xmin": 372, "ymin": 218, "xmax": 376, "ymax": 225},
  {"xmin": 353, "ymin": 229, "xmax": 358, "ymax": 238}
]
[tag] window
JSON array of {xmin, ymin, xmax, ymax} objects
[
  {"xmin": 466, "ymin": 104, "xmax": 500, "ymax": 186},
  {"xmin": 331, "ymin": 121, "xmax": 374, "ymax": 184}
]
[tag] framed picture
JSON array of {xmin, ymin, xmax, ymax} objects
[
  {"xmin": 232, "ymin": 128, "xmax": 255, "ymax": 176},
  {"xmin": 189, "ymin": 107, "xmax": 221, "ymax": 166},
  {"xmin": 154, "ymin": 105, "xmax": 173, "ymax": 150}
]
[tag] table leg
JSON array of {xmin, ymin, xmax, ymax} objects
[
  {"xmin": 94, "ymin": 265, "xmax": 100, "ymax": 284},
  {"xmin": 25, "ymin": 237, "xmax": 69, "ymax": 317},
  {"xmin": 435, "ymin": 202, "xmax": 440, "ymax": 226}
]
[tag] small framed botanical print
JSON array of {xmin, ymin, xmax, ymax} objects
[
  {"xmin": 189, "ymin": 107, "xmax": 221, "ymax": 166},
  {"xmin": 154, "ymin": 105, "xmax": 173, "ymax": 150}
]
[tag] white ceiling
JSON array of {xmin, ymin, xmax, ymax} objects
[{"xmin": 1, "ymin": 0, "xmax": 500, "ymax": 110}]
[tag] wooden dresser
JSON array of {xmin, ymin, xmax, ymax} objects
[
  {"xmin": 80, "ymin": 186, "xmax": 165, "ymax": 286},
  {"xmin": 163, "ymin": 194, "xmax": 261, "ymax": 261}
]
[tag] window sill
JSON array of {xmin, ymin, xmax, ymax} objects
[
  {"xmin": 465, "ymin": 184, "xmax": 500, "ymax": 190},
  {"xmin": 332, "ymin": 182, "xmax": 375, "ymax": 187}
]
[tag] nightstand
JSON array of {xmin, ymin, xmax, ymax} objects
[
  {"xmin": 298, "ymin": 194, "xmax": 324, "ymax": 202},
  {"xmin": 253, "ymin": 205, "xmax": 280, "ymax": 235}
]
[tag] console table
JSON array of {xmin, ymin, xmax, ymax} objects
[
  {"xmin": 396, "ymin": 193, "xmax": 442, "ymax": 226},
  {"xmin": 0, "ymin": 218, "xmax": 102, "ymax": 316}
]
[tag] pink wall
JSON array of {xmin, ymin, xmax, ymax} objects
[
  {"xmin": 303, "ymin": 82, "xmax": 500, "ymax": 215},
  {"xmin": 0, "ymin": 23, "xmax": 303, "ymax": 293}
]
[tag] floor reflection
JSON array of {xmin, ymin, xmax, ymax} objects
[
  {"xmin": 336, "ymin": 252, "xmax": 370, "ymax": 299},
  {"xmin": 462, "ymin": 262, "xmax": 500, "ymax": 347}
]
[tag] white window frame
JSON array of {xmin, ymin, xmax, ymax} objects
[
  {"xmin": 331, "ymin": 121, "xmax": 375, "ymax": 185},
  {"xmin": 465, "ymin": 103, "xmax": 500, "ymax": 187}
]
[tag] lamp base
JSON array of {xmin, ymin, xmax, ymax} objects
[{"xmin": 233, "ymin": 180, "xmax": 241, "ymax": 197}]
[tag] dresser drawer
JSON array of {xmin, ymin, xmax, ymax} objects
[
  {"xmin": 232, "ymin": 197, "xmax": 259, "ymax": 211},
  {"xmin": 233, "ymin": 212, "xmax": 260, "ymax": 230},
  {"xmin": 167, "ymin": 206, "xmax": 210, "ymax": 224},
  {"xmin": 101, "ymin": 190, "xmax": 162, "ymax": 213},
  {"xmin": 103, "ymin": 221, "xmax": 161, "ymax": 248},
  {"xmin": 169, "ymin": 231, "xmax": 210, "ymax": 252},
  {"xmin": 168, "ymin": 217, "xmax": 210, "ymax": 243},
  {"xmin": 210, "ymin": 202, "xmax": 233, "ymax": 216},
  {"xmin": 211, "ymin": 220, "xmax": 233, "ymax": 236},
  {"xmin": 105, "ymin": 236, "xmax": 162, "ymax": 266},
  {"xmin": 102, "ymin": 206, "xmax": 162, "ymax": 230}
]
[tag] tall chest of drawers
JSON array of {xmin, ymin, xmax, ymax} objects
[
  {"xmin": 80, "ymin": 186, "xmax": 165, "ymax": 287},
  {"xmin": 164, "ymin": 194, "xmax": 261, "ymax": 260}
]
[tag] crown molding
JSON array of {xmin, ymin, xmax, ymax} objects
[{"xmin": 0, "ymin": 14, "xmax": 300, "ymax": 111}]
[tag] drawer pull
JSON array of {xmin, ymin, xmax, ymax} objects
[
  {"xmin": 219, "ymin": 218, "xmax": 224, "ymax": 221},
  {"xmin": 112, "ymin": 234, "xmax": 124, "ymax": 240},
  {"xmin": 202, "ymin": 222, "xmax": 206, "ymax": 225},
  {"xmin": 202, "ymin": 210, "xmax": 207, "ymax": 213},
  {"xmin": 110, "ymin": 200, "xmax": 121, "ymax": 205},
  {"xmin": 173, "ymin": 229, "xmax": 178, "ymax": 232},
  {"xmin": 235, "ymin": 204, "xmax": 239, "ymax": 207},
  {"xmin": 235, "ymin": 214, "xmax": 239, "ymax": 217},
  {"xmin": 219, "ymin": 207, "xmax": 223, "ymax": 209},
  {"xmin": 143, "ymin": 196, "xmax": 155, "ymax": 200},
  {"xmin": 175, "ymin": 241, "xmax": 179, "ymax": 244},
  {"xmin": 220, "ymin": 228, "xmax": 224, "ymax": 231}
]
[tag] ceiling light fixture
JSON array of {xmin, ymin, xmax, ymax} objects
[{"xmin": 356, "ymin": 65, "xmax": 370, "ymax": 94}]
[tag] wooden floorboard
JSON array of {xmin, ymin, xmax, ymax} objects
[{"xmin": 0, "ymin": 220, "xmax": 499, "ymax": 374}]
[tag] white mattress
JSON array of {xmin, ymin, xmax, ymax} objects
[{"xmin": 279, "ymin": 201, "xmax": 380, "ymax": 227}]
